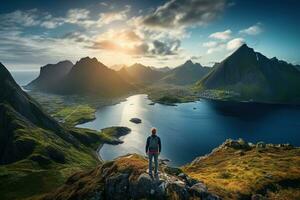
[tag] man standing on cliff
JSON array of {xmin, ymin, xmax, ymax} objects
[{"xmin": 146, "ymin": 128, "xmax": 161, "ymax": 178}]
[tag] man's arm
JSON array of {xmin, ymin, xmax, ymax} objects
[
  {"xmin": 145, "ymin": 137, "xmax": 149, "ymax": 153},
  {"xmin": 158, "ymin": 137, "xmax": 161, "ymax": 153}
]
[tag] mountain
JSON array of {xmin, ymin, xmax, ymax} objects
[
  {"xmin": 25, "ymin": 60, "xmax": 73, "ymax": 91},
  {"xmin": 54, "ymin": 57, "xmax": 135, "ymax": 97},
  {"xmin": 161, "ymin": 60, "xmax": 211, "ymax": 85},
  {"xmin": 0, "ymin": 62, "xmax": 111, "ymax": 199},
  {"xmin": 197, "ymin": 44, "xmax": 300, "ymax": 103},
  {"xmin": 118, "ymin": 63, "xmax": 165, "ymax": 84}
]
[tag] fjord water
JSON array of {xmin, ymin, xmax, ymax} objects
[
  {"xmin": 10, "ymin": 70, "xmax": 39, "ymax": 87},
  {"xmin": 79, "ymin": 94, "xmax": 300, "ymax": 166},
  {"xmin": 11, "ymin": 71, "xmax": 300, "ymax": 166}
]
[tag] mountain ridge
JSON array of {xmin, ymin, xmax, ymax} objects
[
  {"xmin": 161, "ymin": 60, "xmax": 211, "ymax": 85},
  {"xmin": 25, "ymin": 60, "xmax": 73, "ymax": 91},
  {"xmin": 197, "ymin": 44, "xmax": 300, "ymax": 103}
]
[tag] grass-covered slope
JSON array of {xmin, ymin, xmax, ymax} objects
[
  {"xmin": 53, "ymin": 105, "xmax": 96, "ymax": 126},
  {"xmin": 183, "ymin": 139, "xmax": 300, "ymax": 200},
  {"xmin": 146, "ymin": 85, "xmax": 199, "ymax": 105},
  {"xmin": 0, "ymin": 62, "xmax": 131, "ymax": 200}
]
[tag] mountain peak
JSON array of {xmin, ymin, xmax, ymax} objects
[
  {"xmin": 74, "ymin": 57, "xmax": 107, "ymax": 71},
  {"xmin": 131, "ymin": 63, "xmax": 146, "ymax": 68},
  {"xmin": 184, "ymin": 60, "xmax": 194, "ymax": 65},
  {"xmin": 77, "ymin": 56, "xmax": 99, "ymax": 64},
  {"xmin": 228, "ymin": 43, "xmax": 255, "ymax": 59},
  {"xmin": 0, "ymin": 62, "xmax": 14, "ymax": 83},
  {"xmin": 234, "ymin": 43, "xmax": 253, "ymax": 53}
]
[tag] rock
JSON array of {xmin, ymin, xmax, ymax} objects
[
  {"xmin": 89, "ymin": 191, "xmax": 102, "ymax": 200},
  {"xmin": 178, "ymin": 173, "xmax": 187, "ymax": 179},
  {"xmin": 235, "ymin": 150, "xmax": 245, "ymax": 156},
  {"xmin": 185, "ymin": 176, "xmax": 198, "ymax": 187},
  {"xmin": 42, "ymin": 154, "xmax": 221, "ymax": 200},
  {"xmin": 133, "ymin": 173, "xmax": 155, "ymax": 197},
  {"xmin": 190, "ymin": 182, "xmax": 208, "ymax": 193},
  {"xmin": 256, "ymin": 141, "xmax": 266, "ymax": 148},
  {"xmin": 105, "ymin": 173, "xmax": 129, "ymax": 200},
  {"xmin": 46, "ymin": 146, "xmax": 66, "ymax": 164},
  {"xmin": 159, "ymin": 158, "xmax": 171, "ymax": 165},
  {"xmin": 223, "ymin": 138, "xmax": 250, "ymax": 150},
  {"xmin": 251, "ymin": 194, "xmax": 267, "ymax": 200},
  {"xmin": 164, "ymin": 166, "xmax": 183, "ymax": 176},
  {"xmin": 130, "ymin": 118, "xmax": 142, "ymax": 124},
  {"xmin": 190, "ymin": 183, "xmax": 221, "ymax": 200},
  {"xmin": 167, "ymin": 181, "xmax": 189, "ymax": 200},
  {"xmin": 30, "ymin": 155, "xmax": 51, "ymax": 166},
  {"xmin": 149, "ymin": 102, "xmax": 155, "ymax": 105}
]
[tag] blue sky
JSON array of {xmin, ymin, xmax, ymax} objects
[{"xmin": 0, "ymin": 0, "xmax": 299, "ymax": 70}]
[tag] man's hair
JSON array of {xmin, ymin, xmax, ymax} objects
[{"xmin": 151, "ymin": 127, "xmax": 157, "ymax": 134}]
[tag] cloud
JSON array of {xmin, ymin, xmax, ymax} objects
[
  {"xmin": 142, "ymin": 0, "xmax": 226, "ymax": 29},
  {"xmin": 0, "ymin": 9, "xmax": 40, "ymax": 28},
  {"xmin": 150, "ymin": 40, "xmax": 180, "ymax": 56},
  {"xmin": 64, "ymin": 7, "xmax": 129, "ymax": 28},
  {"xmin": 87, "ymin": 28, "xmax": 180, "ymax": 57},
  {"xmin": 0, "ymin": 7, "xmax": 130, "ymax": 31},
  {"xmin": 62, "ymin": 32, "xmax": 90, "ymax": 43},
  {"xmin": 65, "ymin": 9, "xmax": 90, "ymax": 23},
  {"xmin": 99, "ymin": 12, "xmax": 126, "ymax": 24},
  {"xmin": 203, "ymin": 40, "xmax": 226, "ymax": 54},
  {"xmin": 203, "ymin": 41, "xmax": 219, "ymax": 48},
  {"xmin": 0, "ymin": 9, "xmax": 66, "ymax": 29},
  {"xmin": 209, "ymin": 29, "xmax": 232, "ymax": 40},
  {"xmin": 226, "ymin": 38, "xmax": 245, "ymax": 50},
  {"xmin": 207, "ymin": 44, "xmax": 226, "ymax": 54},
  {"xmin": 239, "ymin": 23, "xmax": 263, "ymax": 35},
  {"xmin": 190, "ymin": 55, "xmax": 202, "ymax": 60}
]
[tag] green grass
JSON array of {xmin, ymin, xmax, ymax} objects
[
  {"xmin": 53, "ymin": 105, "xmax": 96, "ymax": 126},
  {"xmin": 145, "ymin": 85, "xmax": 198, "ymax": 105},
  {"xmin": 183, "ymin": 140, "xmax": 300, "ymax": 200},
  {"xmin": 0, "ymin": 108, "xmax": 129, "ymax": 200}
]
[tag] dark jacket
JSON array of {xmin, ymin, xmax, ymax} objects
[{"xmin": 146, "ymin": 135, "xmax": 161, "ymax": 153}]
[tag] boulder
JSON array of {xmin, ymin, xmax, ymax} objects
[
  {"xmin": 130, "ymin": 118, "xmax": 142, "ymax": 124},
  {"xmin": 256, "ymin": 141, "xmax": 266, "ymax": 148},
  {"xmin": 251, "ymin": 194, "xmax": 267, "ymax": 200},
  {"xmin": 105, "ymin": 173, "xmax": 129, "ymax": 200},
  {"xmin": 223, "ymin": 138, "xmax": 250, "ymax": 150}
]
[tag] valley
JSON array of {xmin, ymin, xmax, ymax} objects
[{"xmin": 1, "ymin": 43, "xmax": 300, "ymax": 200}]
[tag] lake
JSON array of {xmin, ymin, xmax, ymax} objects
[
  {"xmin": 78, "ymin": 94, "xmax": 300, "ymax": 166},
  {"xmin": 11, "ymin": 71, "xmax": 300, "ymax": 166}
]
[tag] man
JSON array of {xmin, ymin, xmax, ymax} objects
[{"xmin": 145, "ymin": 128, "xmax": 161, "ymax": 178}]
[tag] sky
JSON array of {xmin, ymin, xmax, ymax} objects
[{"xmin": 0, "ymin": 0, "xmax": 299, "ymax": 70}]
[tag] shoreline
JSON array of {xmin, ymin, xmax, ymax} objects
[
  {"xmin": 200, "ymin": 95, "xmax": 300, "ymax": 107},
  {"xmin": 95, "ymin": 143, "xmax": 104, "ymax": 162}
]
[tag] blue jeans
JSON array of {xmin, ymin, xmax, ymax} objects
[{"xmin": 148, "ymin": 153, "xmax": 158, "ymax": 175}]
